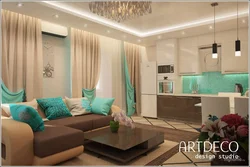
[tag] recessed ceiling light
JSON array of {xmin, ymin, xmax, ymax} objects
[
  {"xmin": 157, "ymin": 35, "xmax": 162, "ymax": 39},
  {"xmin": 181, "ymin": 31, "xmax": 185, "ymax": 35},
  {"xmin": 17, "ymin": 3, "xmax": 23, "ymax": 7},
  {"xmin": 107, "ymin": 30, "xmax": 111, "ymax": 34},
  {"xmin": 209, "ymin": 25, "xmax": 213, "ymax": 30},
  {"xmin": 242, "ymin": 19, "xmax": 246, "ymax": 23},
  {"xmin": 53, "ymin": 14, "xmax": 59, "ymax": 18},
  {"xmin": 84, "ymin": 24, "xmax": 88, "ymax": 28},
  {"xmin": 137, "ymin": 39, "xmax": 141, "ymax": 43}
]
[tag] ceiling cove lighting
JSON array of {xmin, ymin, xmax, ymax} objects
[
  {"xmin": 235, "ymin": 0, "xmax": 241, "ymax": 57},
  {"xmin": 41, "ymin": 1, "xmax": 248, "ymax": 38},
  {"xmin": 211, "ymin": 2, "xmax": 218, "ymax": 59}
]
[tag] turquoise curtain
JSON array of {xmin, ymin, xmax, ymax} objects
[
  {"xmin": 82, "ymin": 88, "xmax": 96, "ymax": 102},
  {"xmin": 122, "ymin": 43, "xmax": 135, "ymax": 116},
  {"xmin": 1, "ymin": 81, "xmax": 25, "ymax": 103}
]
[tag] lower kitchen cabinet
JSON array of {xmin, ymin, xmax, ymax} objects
[{"xmin": 157, "ymin": 95, "xmax": 201, "ymax": 124}]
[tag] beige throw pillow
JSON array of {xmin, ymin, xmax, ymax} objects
[
  {"xmin": 1, "ymin": 99, "xmax": 38, "ymax": 117},
  {"xmin": 65, "ymin": 97, "xmax": 90, "ymax": 116}
]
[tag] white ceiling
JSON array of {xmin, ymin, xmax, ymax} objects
[
  {"xmin": 2, "ymin": 1, "xmax": 249, "ymax": 46},
  {"xmin": 64, "ymin": 2, "xmax": 248, "ymax": 31}
]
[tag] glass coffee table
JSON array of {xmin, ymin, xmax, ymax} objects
[{"xmin": 84, "ymin": 126, "xmax": 164, "ymax": 163}]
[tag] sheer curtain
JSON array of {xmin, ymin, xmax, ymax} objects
[
  {"xmin": 71, "ymin": 28, "xmax": 101, "ymax": 98},
  {"xmin": 97, "ymin": 36, "xmax": 125, "ymax": 109},
  {"xmin": 1, "ymin": 10, "xmax": 43, "ymax": 101}
]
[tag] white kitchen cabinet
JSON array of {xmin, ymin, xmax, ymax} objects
[
  {"xmin": 221, "ymin": 40, "xmax": 248, "ymax": 74},
  {"xmin": 178, "ymin": 37, "xmax": 200, "ymax": 75},
  {"xmin": 156, "ymin": 39, "xmax": 177, "ymax": 64},
  {"xmin": 141, "ymin": 95, "xmax": 157, "ymax": 118}
]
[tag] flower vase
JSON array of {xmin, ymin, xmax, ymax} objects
[{"xmin": 110, "ymin": 120, "xmax": 119, "ymax": 133}]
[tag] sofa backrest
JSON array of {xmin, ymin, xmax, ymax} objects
[
  {"xmin": 1, "ymin": 98, "xmax": 121, "ymax": 118},
  {"xmin": 1, "ymin": 99, "xmax": 67, "ymax": 118}
]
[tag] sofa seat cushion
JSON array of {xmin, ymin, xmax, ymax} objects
[
  {"xmin": 44, "ymin": 114, "xmax": 94, "ymax": 131},
  {"xmin": 44, "ymin": 114, "xmax": 113, "ymax": 131},
  {"xmin": 34, "ymin": 125, "xmax": 84, "ymax": 158},
  {"xmin": 91, "ymin": 114, "xmax": 113, "ymax": 129}
]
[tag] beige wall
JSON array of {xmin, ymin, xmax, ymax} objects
[
  {"xmin": 146, "ymin": 45, "xmax": 157, "ymax": 62},
  {"xmin": 42, "ymin": 34, "xmax": 71, "ymax": 98}
]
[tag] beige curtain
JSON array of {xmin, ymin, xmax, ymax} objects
[
  {"xmin": 1, "ymin": 10, "xmax": 43, "ymax": 101},
  {"xmin": 71, "ymin": 28, "xmax": 101, "ymax": 98},
  {"xmin": 124, "ymin": 42, "xmax": 141, "ymax": 115}
]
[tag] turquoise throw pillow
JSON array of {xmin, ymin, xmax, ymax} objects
[
  {"xmin": 91, "ymin": 97, "xmax": 115, "ymax": 116},
  {"xmin": 37, "ymin": 97, "xmax": 72, "ymax": 120},
  {"xmin": 10, "ymin": 104, "xmax": 44, "ymax": 132},
  {"xmin": 82, "ymin": 99, "xmax": 92, "ymax": 112},
  {"xmin": 82, "ymin": 88, "xmax": 96, "ymax": 102}
]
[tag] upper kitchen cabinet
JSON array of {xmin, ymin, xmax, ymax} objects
[
  {"xmin": 178, "ymin": 37, "xmax": 201, "ymax": 75},
  {"xmin": 221, "ymin": 40, "xmax": 248, "ymax": 74},
  {"xmin": 156, "ymin": 39, "xmax": 177, "ymax": 64},
  {"xmin": 220, "ymin": 28, "xmax": 248, "ymax": 74}
]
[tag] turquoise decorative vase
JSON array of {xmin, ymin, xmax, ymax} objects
[{"xmin": 110, "ymin": 120, "xmax": 119, "ymax": 133}]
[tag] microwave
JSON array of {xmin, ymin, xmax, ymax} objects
[{"xmin": 158, "ymin": 64, "xmax": 174, "ymax": 74}]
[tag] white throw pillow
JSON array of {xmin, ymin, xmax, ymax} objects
[
  {"xmin": 65, "ymin": 96, "xmax": 90, "ymax": 116},
  {"xmin": 1, "ymin": 99, "xmax": 38, "ymax": 117}
]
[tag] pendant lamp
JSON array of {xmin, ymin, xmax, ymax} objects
[
  {"xmin": 211, "ymin": 2, "xmax": 218, "ymax": 59},
  {"xmin": 235, "ymin": 0, "xmax": 241, "ymax": 57}
]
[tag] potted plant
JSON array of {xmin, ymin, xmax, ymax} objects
[
  {"xmin": 110, "ymin": 110, "xmax": 135, "ymax": 133},
  {"xmin": 198, "ymin": 114, "xmax": 249, "ymax": 166}
]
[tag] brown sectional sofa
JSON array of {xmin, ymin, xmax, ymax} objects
[
  {"xmin": 44, "ymin": 113, "xmax": 113, "ymax": 131},
  {"xmin": 1, "ymin": 100, "xmax": 119, "ymax": 166}
]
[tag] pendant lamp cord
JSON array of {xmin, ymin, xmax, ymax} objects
[
  {"xmin": 214, "ymin": 4, "xmax": 215, "ymax": 43},
  {"xmin": 237, "ymin": 0, "xmax": 239, "ymax": 40}
]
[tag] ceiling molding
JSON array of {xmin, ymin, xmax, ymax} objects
[{"xmin": 41, "ymin": 1, "xmax": 248, "ymax": 38}]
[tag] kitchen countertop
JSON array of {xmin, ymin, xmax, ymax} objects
[
  {"xmin": 158, "ymin": 93, "xmax": 249, "ymax": 98},
  {"xmin": 157, "ymin": 93, "xmax": 218, "ymax": 97}
]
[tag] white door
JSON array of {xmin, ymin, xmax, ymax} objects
[
  {"xmin": 141, "ymin": 95, "xmax": 157, "ymax": 118},
  {"xmin": 141, "ymin": 62, "xmax": 157, "ymax": 94}
]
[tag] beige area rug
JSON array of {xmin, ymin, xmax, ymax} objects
[
  {"xmin": 59, "ymin": 140, "xmax": 178, "ymax": 166},
  {"xmin": 59, "ymin": 123, "xmax": 199, "ymax": 166}
]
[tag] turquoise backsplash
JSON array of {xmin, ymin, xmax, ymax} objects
[{"xmin": 182, "ymin": 72, "xmax": 249, "ymax": 95}]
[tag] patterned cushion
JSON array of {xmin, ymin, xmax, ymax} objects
[
  {"xmin": 37, "ymin": 97, "xmax": 72, "ymax": 120},
  {"xmin": 10, "ymin": 104, "xmax": 44, "ymax": 132},
  {"xmin": 65, "ymin": 96, "xmax": 90, "ymax": 116},
  {"xmin": 1, "ymin": 99, "xmax": 38, "ymax": 117},
  {"xmin": 82, "ymin": 98, "xmax": 92, "ymax": 112}
]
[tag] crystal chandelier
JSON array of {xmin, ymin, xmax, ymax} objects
[{"xmin": 89, "ymin": 1, "xmax": 152, "ymax": 23}]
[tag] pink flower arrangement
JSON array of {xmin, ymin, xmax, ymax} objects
[
  {"xmin": 199, "ymin": 114, "xmax": 249, "ymax": 154},
  {"xmin": 111, "ymin": 110, "xmax": 135, "ymax": 129},
  {"xmin": 237, "ymin": 125, "xmax": 248, "ymax": 137},
  {"xmin": 221, "ymin": 114, "xmax": 244, "ymax": 128}
]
